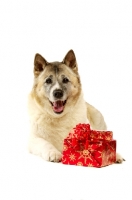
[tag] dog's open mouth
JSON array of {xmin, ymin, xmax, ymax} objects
[{"xmin": 50, "ymin": 100, "xmax": 66, "ymax": 114}]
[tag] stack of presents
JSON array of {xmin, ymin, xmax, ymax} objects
[{"xmin": 62, "ymin": 124, "xmax": 116, "ymax": 167}]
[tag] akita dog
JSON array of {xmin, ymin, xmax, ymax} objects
[{"xmin": 28, "ymin": 50, "xmax": 124, "ymax": 163}]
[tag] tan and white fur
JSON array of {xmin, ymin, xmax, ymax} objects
[{"xmin": 28, "ymin": 50, "xmax": 124, "ymax": 163}]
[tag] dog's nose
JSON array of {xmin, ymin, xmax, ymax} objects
[{"xmin": 53, "ymin": 89, "xmax": 63, "ymax": 99}]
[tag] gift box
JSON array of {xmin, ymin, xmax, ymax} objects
[{"xmin": 62, "ymin": 124, "xmax": 116, "ymax": 167}]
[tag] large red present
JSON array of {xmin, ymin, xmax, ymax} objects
[{"xmin": 62, "ymin": 124, "xmax": 116, "ymax": 167}]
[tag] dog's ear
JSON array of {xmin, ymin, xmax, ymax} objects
[
  {"xmin": 63, "ymin": 50, "xmax": 78, "ymax": 72},
  {"xmin": 34, "ymin": 53, "xmax": 47, "ymax": 77}
]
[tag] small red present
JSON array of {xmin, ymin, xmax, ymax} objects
[{"xmin": 62, "ymin": 124, "xmax": 116, "ymax": 167}]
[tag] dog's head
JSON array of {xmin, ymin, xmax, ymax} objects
[{"xmin": 32, "ymin": 50, "xmax": 81, "ymax": 116}]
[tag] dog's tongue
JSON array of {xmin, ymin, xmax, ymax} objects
[{"xmin": 53, "ymin": 101, "xmax": 64, "ymax": 113}]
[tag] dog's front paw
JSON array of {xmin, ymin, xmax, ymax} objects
[
  {"xmin": 116, "ymin": 153, "xmax": 125, "ymax": 163},
  {"xmin": 42, "ymin": 149, "xmax": 62, "ymax": 162}
]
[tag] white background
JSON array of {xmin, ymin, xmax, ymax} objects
[{"xmin": 0, "ymin": 0, "xmax": 132, "ymax": 200}]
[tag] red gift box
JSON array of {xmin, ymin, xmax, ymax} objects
[{"xmin": 62, "ymin": 124, "xmax": 116, "ymax": 167}]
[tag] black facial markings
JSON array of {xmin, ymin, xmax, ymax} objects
[
  {"xmin": 46, "ymin": 78, "xmax": 52, "ymax": 84},
  {"xmin": 48, "ymin": 62, "xmax": 62, "ymax": 74},
  {"xmin": 54, "ymin": 65, "xmax": 59, "ymax": 73},
  {"xmin": 44, "ymin": 64, "xmax": 70, "ymax": 94},
  {"xmin": 45, "ymin": 75, "xmax": 53, "ymax": 84},
  {"xmin": 62, "ymin": 77, "xmax": 69, "ymax": 83}
]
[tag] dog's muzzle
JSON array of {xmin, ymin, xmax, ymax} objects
[
  {"xmin": 50, "ymin": 89, "xmax": 67, "ymax": 114},
  {"xmin": 53, "ymin": 89, "xmax": 63, "ymax": 99}
]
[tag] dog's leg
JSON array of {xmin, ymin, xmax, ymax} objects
[
  {"xmin": 28, "ymin": 136, "xmax": 62, "ymax": 162},
  {"xmin": 115, "ymin": 153, "xmax": 125, "ymax": 163}
]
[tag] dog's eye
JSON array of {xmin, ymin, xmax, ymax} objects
[
  {"xmin": 62, "ymin": 78, "xmax": 69, "ymax": 84},
  {"xmin": 46, "ymin": 78, "xmax": 52, "ymax": 84}
]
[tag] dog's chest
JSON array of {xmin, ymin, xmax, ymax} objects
[{"xmin": 35, "ymin": 112, "xmax": 88, "ymax": 152}]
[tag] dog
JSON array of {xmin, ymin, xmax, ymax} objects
[{"xmin": 28, "ymin": 50, "xmax": 124, "ymax": 163}]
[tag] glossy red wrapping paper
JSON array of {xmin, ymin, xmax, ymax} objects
[{"xmin": 62, "ymin": 124, "xmax": 116, "ymax": 167}]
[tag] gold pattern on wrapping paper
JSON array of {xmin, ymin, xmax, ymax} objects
[
  {"xmin": 69, "ymin": 153, "xmax": 76, "ymax": 161},
  {"xmin": 85, "ymin": 145, "xmax": 95, "ymax": 153},
  {"xmin": 108, "ymin": 151, "xmax": 115, "ymax": 162},
  {"xmin": 77, "ymin": 162, "xmax": 83, "ymax": 166},
  {"xmin": 78, "ymin": 150, "xmax": 93, "ymax": 164},
  {"xmin": 99, "ymin": 135, "xmax": 103, "ymax": 139},
  {"xmin": 101, "ymin": 150, "xmax": 108, "ymax": 165},
  {"xmin": 109, "ymin": 143, "xmax": 115, "ymax": 151},
  {"xmin": 90, "ymin": 131, "xmax": 113, "ymax": 140},
  {"xmin": 90, "ymin": 132, "xmax": 102, "ymax": 139},
  {"xmin": 62, "ymin": 158, "xmax": 66, "ymax": 163},
  {"xmin": 95, "ymin": 150, "xmax": 102, "ymax": 158},
  {"xmin": 90, "ymin": 133, "xmax": 94, "ymax": 138},
  {"xmin": 97, "ymin": 142, "xmax": 103, "ymax": 146},
  {"xmin": 87, "ymin": 163, "xmax": 94, "ymax": 167},
  {"xmin": 105, "ymin": 136, "xmax": 111, "ymax": 140},
  {"xmin": 63, "ymin": 145, "xmax": 68, "ymax": 151},
  {"xmin": 99, "ymin": 145, "xmax": 115, "ymax": 166},
  {"xmin": 83, "ymin": 150, "xmax": 89, "ymax": 156}
]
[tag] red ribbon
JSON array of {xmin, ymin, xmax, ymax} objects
[
  {"xmin": 72, "ymin": 138, "xmax": 77, "ymax": 146},
  {"xmin": 70, "ymin": 123, "xmax": 114, "ymax": 151},
  {"xmin": 85, "ymin": 140, "xmax": 89, "ymax": 149}
]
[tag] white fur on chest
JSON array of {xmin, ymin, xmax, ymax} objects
[{"xmin": 28, "ymin": 94, "xmax": 88, "ymax": 152}]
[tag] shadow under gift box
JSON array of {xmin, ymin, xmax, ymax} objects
[{"xmin": 62, "ymin": 129, "xmax": 116, "ymax": 167}]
